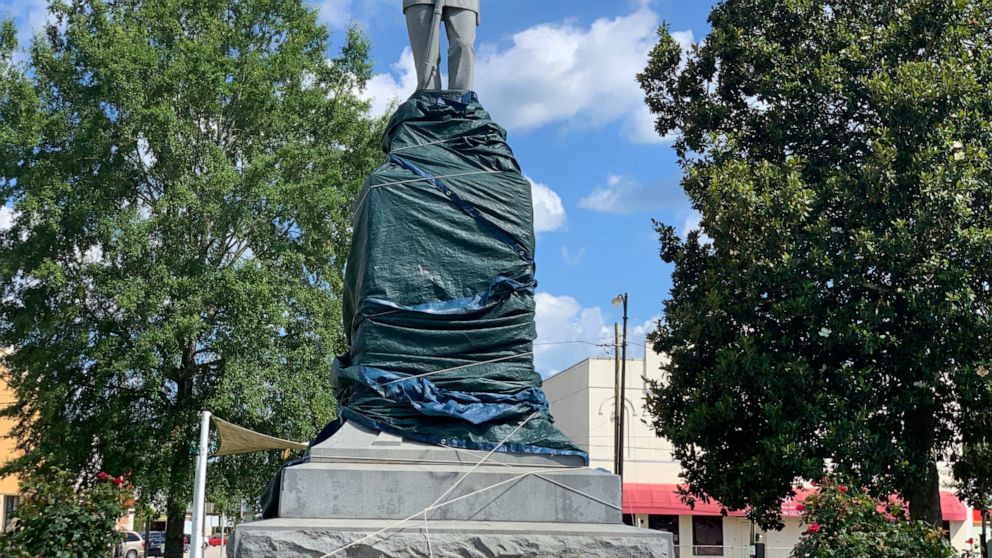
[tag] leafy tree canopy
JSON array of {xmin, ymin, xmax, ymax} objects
[
  {"xmin": 0, "ymin": 1, "xmax": 384, "ymax": 555},
  {"xmin": 639, "ymin": 0, "xmax": 992, "ymax": 529}
]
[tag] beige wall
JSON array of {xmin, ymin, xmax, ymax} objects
[
  {"xmin": 0, "ymin": 363, "xmax": 21, "ymax": 529},
  {"xmin": 543, "ymin": 351, "xmax": 681, "ymax": 483}
]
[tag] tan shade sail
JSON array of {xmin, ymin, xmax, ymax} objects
[{"xmin": 211, "ymin": 416, "xmax": 309, "ymax": 457}]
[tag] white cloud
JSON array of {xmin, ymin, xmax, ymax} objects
[
  {"xmin": 578, "ymin": 174, "xmax": 677, "ymax": 214},
  {"xmin": 314, "ymin": 0, "xmax": 353, "ymax": 29},
  {"xmin": 534, "ymin": 293, "xmax": 661, "ymax": 377},
  {"xmin": 0, "ymin": 205, "xmax": 15, "ymax": 231},
  {"xmin": 629, "ymin": 315, "xmax": 661, "ymax": 352},
  {"xmin": 528, "ymin": 177, "xmax": 566, "ymax": 233},
  {"xmin": 473, "ymin": 10, "xmax": 672, "ymax": 143},
  {"xmin": 363, "ymin": 9, "xmax": 694, "ymax": 144},
  {"xmin": 560, "ymin": 245, "xmax": 586, "ymax": 266},
  {"xmin": 1, "ymin": 0, "xmax": 50, "ymax": 62},
  {"xmin": 680, "ymin": 210, "xmax": 712, "ymax": 244},
  {"xmin": 534, "ymin": 293, "xmax": 611, "ymax": 377},
  {"xmin": 311, "ymin": 0, "xmax": 395, "ymax": 30},
  {"xmin": 362, "ymin": 47, "xmax": 418, "ymax": 117}
]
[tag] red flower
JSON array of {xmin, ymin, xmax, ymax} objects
[
  {"xmin": 806, "ymin": 522, "xmax": 822, "ymax": 534},
  {"xmin": 111, "ymin": 475, "xmax": 125, "ymax": 486},
  {"xmin": 810, "ymin": 480, "xmax": 818, "ymax": 487},
  {"xmin": 838, "ymin": 485, "xmax": 848, "ymax": 493},
  {"xmin": 796, "ymin": 503, "xmax": 805, "ymax": 511},
  {"xmin": 967, "ymin": 538, "xmax": 975, "ymax": 545},
  {"xmin": 97, "ymin": 472, "xmax": 110, "ymax": 481}
]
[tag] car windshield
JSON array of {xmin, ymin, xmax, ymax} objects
[{"xmin": 147, "ymin": 533, "xmax": 165, "ymax": 542}]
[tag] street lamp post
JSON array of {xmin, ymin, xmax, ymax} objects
[{"xmin": 611, "ymin": 293, "xmax": 629, "ymax": 481}]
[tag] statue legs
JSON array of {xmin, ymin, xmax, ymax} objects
[
  {"xmin": 405, "ymin": 5, "xmax": 477, "ymax": 91},
  {"xmin": 406, "ymin": 4, "xmax": 442, "ymax": 90},
  {"xmin": 444, "ymin": 8, "xmax": 476, "ymax": 91}
]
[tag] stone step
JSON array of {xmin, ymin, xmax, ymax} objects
[
  {"xmin": 229, "ymin": 518, "xmax": 674, "ymax": 558},
  {"xmin": 279, "ymin": 461, "xmax": 621, "ymax": 523}
]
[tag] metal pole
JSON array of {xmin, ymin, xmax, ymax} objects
[
  {"xmin": 618, "ymin": 293, "xmax": 629, "ymax": 481},
  {"xmin": 983, "ymin": 510, "xmax": 989, "ymax": 558},
  {"xmin": 614, "ymin": 323, "xmax": 622, "ymax": 476},
  {"xmin": 190, "ymin": 411, "xmax": 211, "ymax": 558},
  {"xmin": 219, "ymin": 512, "xmax": 226, "ymax": 557}
]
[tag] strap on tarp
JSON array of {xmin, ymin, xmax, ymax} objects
[
  {"xmin": 363, "ymin": 275, "xmax": 534, "ymax": 317},
  {"xmin": 334, "ymin": 363, "xmax": 547, "ymax": 426},
  {"xmin": 389, "ymin": 154, "xmax": 535, "ymax": 265}
]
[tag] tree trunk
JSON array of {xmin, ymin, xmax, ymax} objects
[
  {"xmin": 900, "ymin": 397, "xmax": 943, "ymax": 527},
  {"xmin": 165, "ymin": 356, "xmax": 196, "ymax": 558},
  {"xmin": 164, "ymin": 492, "xmax": 187, "ymax": 558},
  {"xmin": 907, "ymin": 459, "xmax": 943, "ymax": 527}
]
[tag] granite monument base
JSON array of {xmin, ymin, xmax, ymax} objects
[
  {"xmin": 228, "ymin": 423, "xmax": 673, "ymax": 557},
  {"xmin": 230, "ymin": 519, "xmax": 673, "ymax": 558}
]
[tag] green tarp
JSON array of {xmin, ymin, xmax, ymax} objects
[{"xmin": 332, "ymin": 90, "xmax": 585, "ymax": 460}]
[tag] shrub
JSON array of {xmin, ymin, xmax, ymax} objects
[
  {"xmin": 791, "ymin": 478, "xmax": 967, "ymax": 558},
  {"xmin": 0, "ymin": 465, "xmax": 129, "ymax": 558}
]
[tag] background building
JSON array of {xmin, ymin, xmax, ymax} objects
[
  {"xmin": 543, "ymin": 345, "xmax": 977, "ymax": 557},
  {"xmin": 0, "ymin": 359, "xmax": 21, "ymax": 532}
]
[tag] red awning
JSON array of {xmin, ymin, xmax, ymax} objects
[
  {"xmin": 940, "ymin": 492, "xmax": 968, "ymax": 522},
  {"xmin": 622, "ymin": 484, "xmax": 746, "ymax": 517},
  {"xmin": 623, "ymin": 483, "xmax": 968, "ymax": 522}
]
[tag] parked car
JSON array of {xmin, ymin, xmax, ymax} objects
[
  {"xmin": 144, "ymin": 531, "xmax": 166, "ymax": 557},
  {"xmin": 115, "ymin": 531, "xmax": 143, "ymax": 558},
  {"xmin": 208, "ymin": 534, "xmax": 228, "ymax": 546}
]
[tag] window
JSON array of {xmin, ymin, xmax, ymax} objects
[
  {"xmin": 649, "ymin": 515, "xmax": 680, "ymax": 557},
  {"xmin": 126, "ymin": 532, "xmax": 140, "ymax": 542},
  {"xmin": 692, "ymin": 516, "xmax": 723, "ymax": 556},
  {"xmin": 2, "ymin": 496, "xmax": 19, "ymax": 531}
]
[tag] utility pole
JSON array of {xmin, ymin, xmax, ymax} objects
[
  {"xmin": 613, "ymin": 323, "xmax": 622, "ymax": 475},
  {"xmin": 612, "ymin": 293, "xmax": 629, "ymax": 481}
]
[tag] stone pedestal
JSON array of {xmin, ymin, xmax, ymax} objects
[{"xmin": 228, "ymin": 423, "xmax": 673, "ymax": 557}]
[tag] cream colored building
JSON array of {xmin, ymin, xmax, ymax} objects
[
  {"xmin": 0, "ymin": 362, "xmax": 21, "ymax": 532},
  {"xmin": 543, "ymin": 346, "xmax": 979, "ymax": 557}
]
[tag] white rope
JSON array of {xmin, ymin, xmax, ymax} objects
[
  {"xmin": 450, "ymin": 447, "xmax": 620, "ymax": 511},
  {"xmin": 354, "ymin": 170, "xmax": 508, "ymax": 213},
  {"xmin": 316, "ymin": 465, "xmax": 580, "ymax": 558},
  {"xmin": 425, "ymin": 412, "xmax": 538, "ymax": 517},
  {"xmin": 390, "ymin": 137, "xmax": 461, "ymax": 152},
  {"xmin": 315, "ymin": 454, "xmax": 570, "ymax": 468},
  {"xmin": 381, "ymin": 351, "xmax": 535, "ymax": 386},
  {"xmin": 317, "ymin": 412, "xmax": 538, "ymax": 558},
  {"xmin": 423, "ymin": 509, "xmax": 433, "ymax": 557}
]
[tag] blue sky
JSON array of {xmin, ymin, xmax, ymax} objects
[{"xmin": 0, "ymin": 0, "xmax": 719, "ymax": 376}]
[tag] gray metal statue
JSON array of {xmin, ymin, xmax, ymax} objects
[{"xmin": 404, "ymin": 0, "xmax": 479, "ymax": 91}]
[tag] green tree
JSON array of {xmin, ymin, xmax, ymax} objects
[
  {"xmin": 0, "ymin": 464, "xmax": 130, "ymax": 558},
  {"xmin": 638, "ymin": 0, "xmax": 992, "ymax": 529},
  {"xmin": 0, "ymin": 1, "xmax": 383, "ymax": 556}
]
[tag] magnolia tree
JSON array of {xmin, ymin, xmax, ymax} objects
[{"xmin": 639, "ymin": 0, "xmax": 992, "ymax": 528}]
